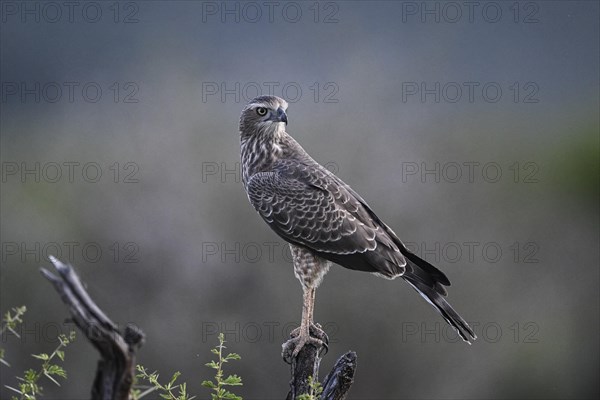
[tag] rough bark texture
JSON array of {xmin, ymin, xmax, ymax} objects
[
  {"xmin": 41, "ymin": 256, "xmax": 144, "ymax": 400},
  {"xmin": 321, "ymin": 351, "xmax": 357, "ymax": 400},
  {"xmin": 284, "ymin": 325, "xmax": 357, "ymax": 399}
]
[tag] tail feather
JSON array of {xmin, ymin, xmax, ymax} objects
[
  {"xmin": 399, "ymin": 242, "xmax": 450, "ymax": 287},
  {"xmin": 402, "ymin": 256, "xmax": 476, "ymax": 343}
]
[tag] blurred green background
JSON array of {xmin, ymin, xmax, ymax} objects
[{"xmin": 1, "ymin": 1, "xmax": 598, "ymax": 399}]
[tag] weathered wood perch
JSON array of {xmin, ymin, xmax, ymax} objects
[
  {"xmin": 41, "ymin": 256, "xmax": 144, "ymax": 400},
  {"xmin": 284, "ymin": 325, "xmax": 357, "ymax": 399},
  {"xmin": 40, "ymin": 256, "xmax": 356, "ymax": 399},
  {"xmin": 321, "ymin": 351, "xmax": 357, "ymax": 399}
]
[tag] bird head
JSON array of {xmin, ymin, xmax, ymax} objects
[{"xmin": 239, "ymin": 95, "xmax": 289, "ymax": 138}]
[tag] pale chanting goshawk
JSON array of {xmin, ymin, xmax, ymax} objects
[{"xmin": 239, "ymin": 96, "xmax": 476, "ymax": 358}]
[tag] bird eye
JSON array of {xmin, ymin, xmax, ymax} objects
[{"xmin": 256, "ymin": 107, "xmax": 268, "ymax": 116}]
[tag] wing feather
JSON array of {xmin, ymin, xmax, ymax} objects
[{"xmin": 247, "ymin": 161, "xmax": 406, "ymax": 276}]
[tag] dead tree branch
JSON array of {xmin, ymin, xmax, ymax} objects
[
  {"xmin": 321, "ymin": 351, "xmax": 357, "ymax": 400},
  {"xmin": 41, "ymin": 256, "xmax": 144, "ymax": 400},
  {"xmin": 284, "ymin": 326, "xmax": 357, "ymax": 399}
]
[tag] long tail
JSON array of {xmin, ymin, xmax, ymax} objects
[{"xmin": 401, "ymin": 250, "xmax": 476, "ymax": 344}]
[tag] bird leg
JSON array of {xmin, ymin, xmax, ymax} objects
[{"xmin": 282, "ymin": 286, "xmax": 329, "ymax": 364}]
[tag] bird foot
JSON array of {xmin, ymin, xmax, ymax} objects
[{"xmin": 282, "ymin": 323, "xmax": 329, "ymax": 364}]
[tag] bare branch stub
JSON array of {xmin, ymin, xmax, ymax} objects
[
  {"xmin": 41, "ymin": 256, "xmax": 144, "ymax": 400},
  {"xmin": 321, "ymin": 351, "xmax": 357, "ymax": 400},
  {"xmin": 284, "ymin": 326, "xmax": 356, "ymax": 400}
]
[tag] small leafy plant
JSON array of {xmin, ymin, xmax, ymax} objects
[
  {"xmin": 0, "ymin": 306, "xmax": 27, "ymax": 367},
  {"xmin": 134, "ymin": 332, "xmax": 243, "ymax": 400},
  {"xmin": 134, "ymin": 366, "xmax": 194, "ymax": 400},
  {"xmin": 201, "ymin": 332, "xmax": 243, "ymax": 400},
  {"xmin": 297, "ymin": 375, "xmax": 323, "ymax": 400},
  {"xmin": 2, "ymin": 305, "xmax": 245, "ymax": 400},
  {"xmin": 4, "ymin": 330, "xmax": 76, "ymax": 400}
]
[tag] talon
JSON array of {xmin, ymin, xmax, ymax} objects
[
  {"xmin": 289, "ymin": 326, "xmax": 301, "ymax": 338},
  {"xmin": 309, "ymin": 323, "xmax": 328, "ymax": 342},
  {"xmin": 281, "ymin": 323, "xmax": 329, "ymax": 364},
  {"xmin": 309, "ymin": 323, "xmax": 329, "ymax": 356}
]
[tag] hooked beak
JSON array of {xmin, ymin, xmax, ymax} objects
[{"xmin": 275, "ymin": 107, "xmax": 288, "ymax": 125}]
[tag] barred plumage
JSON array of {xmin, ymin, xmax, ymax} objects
[{"xmin": 239, "ymin": 96, "xmax": 475, "ymax": 356}]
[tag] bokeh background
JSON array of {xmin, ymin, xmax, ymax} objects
[{"xmin": 1, "ymin": 1, "xmax": 598, "ymax": 399}]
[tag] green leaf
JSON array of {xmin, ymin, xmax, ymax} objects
[
  {"xmin": 205, "ymin": 361, "xmax": 219, "ymax": 369},
  {"xmin": 201, "ymin": 380, "xmax": 216, "ymax": 388},
  {"xmin": 169, "ymin": 371, "xmax": 181, "ymax": 385},
  {"xmin": 23, "ymin": 369, "xmax": 37, "ymax": 381},
  {"xmin": 46, "ymin": 364, "xmax": 67, "ymax": 378},
  {"xmin": 222, "ymin": 375, "xmax": 242, "ymax": 386},
  {"xmin": 32, "ymin": 353, "xmax": 49, "ymax": 361}
]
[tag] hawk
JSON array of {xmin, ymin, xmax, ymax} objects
[{"xmin": 239, "ymin": 96, "xmax": 476, "ymax": 359}]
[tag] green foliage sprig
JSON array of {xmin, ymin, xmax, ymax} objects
[
  {"xmin": 134, "ymin": 366, "xmax": 194, "ymax": 400},
  {"xmin": 135, "ymin": 332, "xmax": 243, "ymax": 400},
  {"xmin": 4, "ymin": 330, "xmax": 75, "ymax": 400},
  {"xmin": 2, "ymin": 305, "xmax": 246, "ymax": 400},
  {"xmin": 201, "ymin": 333, "xmax": 243, "ymax": 400},
  {"xmin": 0, "ymin": 306, "xmax": 27, "ymax": 366},
  {"xmin": 297, "ymin": 375, "xmax": 323, "ymax": 400}
]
